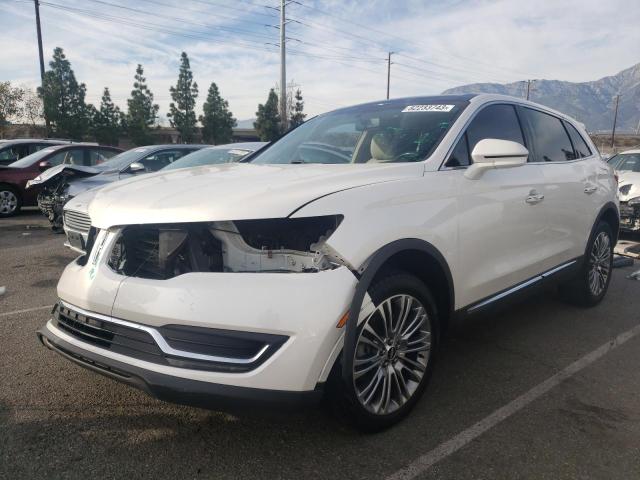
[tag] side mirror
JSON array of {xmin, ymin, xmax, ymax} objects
[
  {"xmin": 38, "ymin": 160, "xmax": 52, "ymax": 170},
  {"xmin": 128, "ymin": 162, "xmax": 145, "ymax": 173},
  {"xmin": 464, "ymin": 139, "xmax": 528, "ymax": 180}
]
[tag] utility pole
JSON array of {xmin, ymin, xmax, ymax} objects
[
  {"xmin": 525, "ymin": 80, "xmax": 533, "ymax": 101},
  {"xmin": 279, "ymin": 0, "xmax": 287, "ymax": 132},
  {"xmin": 386, "ymin": 52, "xmax": 394, "ymax": 100},
  {"xmin": 611, "ymin": 94, "xmax": 620, "ymax": 149},
  {"xmin": 34, "ymin": 0, "xmax": 50, "ymax": 135},
  {"xmin": 635, "ymin": 118, "xmax": 640, "ymax": 136}
]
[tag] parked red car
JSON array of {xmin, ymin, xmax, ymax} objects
[{"xmin": 0, "ymin": 144, "xmax": 122, "ymax": 217}]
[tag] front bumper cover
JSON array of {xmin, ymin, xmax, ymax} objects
[{"xmin": 38, "ymin": 325, "xmax": 323, "ymax": 412}]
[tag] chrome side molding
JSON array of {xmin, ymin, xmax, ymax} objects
[{"xmin": 467, "ymin": 260, "xmax": 577, "ymax": 313}]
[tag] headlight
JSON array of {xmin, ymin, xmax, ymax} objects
[
  {"xmin": 629, "ymin": 196, "xmax": 640, "ymax": 206},
  {"xmin": 108, "ymin": 216, "xmax": 345, "ymax": 280}
]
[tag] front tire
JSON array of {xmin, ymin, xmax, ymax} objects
[
  {"xmin": 328, "ymin": 272, "xmax": 439, "ymax": 432},
  {"xmin": 559, "ymin": 221, "xmax": 613, "ymax": 307},
  {"xmin": 0, "ymin": 186, "xmax": 21, "ymax": 217}
]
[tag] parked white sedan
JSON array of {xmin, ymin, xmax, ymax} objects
[{"xmin": 38, "ymin": 94, "xmax": 618, "ymax": 431}]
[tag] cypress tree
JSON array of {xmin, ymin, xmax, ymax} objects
[
  {"xmin": 199, "ymin": 82, "xmax": 236, "ymax": 145},
  {"xmin": 254, "ymin": 88, "xmax": 281, "ymax": 142},
  {"xmin": 168, "ymin": 52, "xmax": 198, "ymax": 142},
  {"xmin": 126, "ymin": 64, "xmax": 159, "ymax": 146}
]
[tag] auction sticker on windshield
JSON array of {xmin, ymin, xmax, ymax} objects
[{"xmin": 402, "ymin": 104, "xmax": 455, "ymax": 113}]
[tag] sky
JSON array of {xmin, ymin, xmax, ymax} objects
[{"xmin": 1, "ymin": 0, "xmax": 639, "ymax": 124}]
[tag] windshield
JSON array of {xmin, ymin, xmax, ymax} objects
[
  {"xmin": 252, "ymin": 100, "xmax": 467, "ymax": 165},
  {"xmin": 612, "ymin": 153, "xmax": 640, "ymax": 172},
  {"xmin": 163, "ymin": 147, "xmax": 252, "ymax": 171},
  {"xmin": 8, "ymin": 147, "xmax": 60, "ymax": 168}
]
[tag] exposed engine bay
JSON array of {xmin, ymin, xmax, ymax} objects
[
  {"xmin": 106, "ymin": 215, "xmax": 345, "ymax": 279},
  {"xmin": 37, "ymin": 180, "xmax": 70, "ymax": 231}
]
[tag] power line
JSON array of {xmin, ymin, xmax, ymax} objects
[
  {"xmin": 289, "ymin": 0, "xmax": 535, "ymax": 79},
  {"xmin": 84, "ymin": 0, "xmax": 276, "ymax": 40}
]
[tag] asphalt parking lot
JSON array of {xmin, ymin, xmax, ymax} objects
[{"xmin": 1, "ymin": 210, "xmax": 640, "ymax": 480}]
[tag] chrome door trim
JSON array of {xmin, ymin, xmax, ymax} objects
[{"xmin": 467, "ymin": 260, "xmax": 577, "ymax": 312}]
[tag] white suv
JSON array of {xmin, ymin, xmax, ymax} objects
[{"xmin": 38, "ymin": 94, "xmax": 618, "ymax": 431}]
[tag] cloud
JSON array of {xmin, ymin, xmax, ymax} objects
[{"xmin": 1, "ymin": 0, "xmax": 638, "ymax": 121}]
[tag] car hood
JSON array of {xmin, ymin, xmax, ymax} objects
[
  {"xmin": 66, "ymin": 172, "xmax": 121, "ymax": 197},
  {"xmin": 618, "ymin": 171, "xmax": 640, "ymax": 201},
  {"xmin": 27, "ymin": 164, "xmax": 103, "ymax": 188},
  {"xmin": 88, "ymin": 162, "xmax": 423, "ymax": 229}
]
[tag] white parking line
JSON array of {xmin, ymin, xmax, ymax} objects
[
  {"xmin": 0, "ymin": 305, "xmax": 52, "ymax": 318},
  {"xmin": 387, "ymin": 322, "xmax": 640, "ymax": 480}
]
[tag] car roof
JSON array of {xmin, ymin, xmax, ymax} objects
[
  {"xmin": 618, "ymin": 149, "xmax": 640, "ymax": 155},
  {"xmin": 204, "ymin": 142, "xmax": 267, "ymax": 151},
  {"xmin": 136, "ymin": 144, "xmax": 209, "ymax": 149},
  {"xmin": 0, "ymin": 138, "xmax": 72, "ymax": 145},
  {"xmin": 38, "ymin": 143, "xmax": 108, "ymax": 151},
  {"xmin": 328, "ymin": 94, "xmax": 477, "ymax": 115}
]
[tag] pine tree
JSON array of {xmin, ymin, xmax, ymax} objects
[
  {"xmin": 38, "ymin": 47, "xmax": 90, "ymax": 139},
  {"xmin": 91, "ymin": 87, "xmax": 124, "ymax": 146},
  {"xmin": 168, "ymin": 52, "xmax": 198, "ymax": 143},
  {"xmin": 254, "ymin": 89, "xmax": 281, "ymax": 142},
  {"xmin": 199, "ymin": 82, "xmax": 236, "ymax": 145},
  {"xmin": 289, "ymin": 88, "xmax": 306, "ymax": 129},
  {"xmin": 126, "ymin": 64, "xmax": 159, "ymax": 146}
]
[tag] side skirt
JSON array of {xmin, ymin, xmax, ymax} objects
[{"xmin": 456, "ymin": 257, "xmax": 583, "ymax": 319}]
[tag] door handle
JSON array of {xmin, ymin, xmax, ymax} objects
[
  {"xmin": 526, "ymin": 191, "xmax": 544, "ymax": 205},
  {"xmin": 584, "ymin": 184, "xmax": 598, "ymax": 194}
]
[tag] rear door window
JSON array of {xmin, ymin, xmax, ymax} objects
[
  {"xmin": 445, "ymin": 104, "xmax": 524, "ymax": 167},
  {"xmin": 46, "ymin": 148, "xmax": 85, "ymax": 166},
  {"xmin": 521, "ymin": 108, "xmax": 575, "ymax": 162},
  {"xmin": 88, "ymin": 148, "xmax": 119, "ymax": 165},
  {"xmin": 564, "ymin": 122, "xmax": 592, "ymax": 158}
]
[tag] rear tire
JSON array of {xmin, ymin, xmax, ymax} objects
[
  {"xmin": 559, "ymin": 221, "xmax": 613, "ymax": 307},
  {"xmin": 327, "ymin": 272, "xmax": 439, "ymax": 432},
  {"xmin": 0, "ymin": 185, "xmax": 21, "ymax": 217}
]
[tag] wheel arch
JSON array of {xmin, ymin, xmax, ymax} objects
[
  {"xmin": 591, "ymin": 201, "xmax": 619, "ymax": 248},
  {"xmin": 341, "ymin": 238, "xmax": 454, "ymax": 383}
]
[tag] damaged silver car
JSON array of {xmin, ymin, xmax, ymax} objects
[{"xmin": 609, "ymin": 150, "xmax": 640, "ymax": 232}]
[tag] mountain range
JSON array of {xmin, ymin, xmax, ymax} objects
[{"xmin": 442, "ymin": 63, "xmax": 640, "ymax": 133}]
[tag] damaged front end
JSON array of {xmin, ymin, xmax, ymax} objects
[
  {"xmin": 37, "ymin": 179, "xmax": 70, "ymax": 231},
  {"xmin": 106, "ymin": 215, "xmax": 347, "ymax": 279},
  {"xmin": 619, "ymin": 198, "xmax": 640, "ymax": 232},
  {"xmin": 31, "ymin": 165, "xmax": 101, "ymax": 231}
]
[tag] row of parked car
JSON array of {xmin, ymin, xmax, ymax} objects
[
  {"xmin": 0, "ymin": 139, "xmax": 266, "ymax": 228},
  {"xmin": 10, "ymin": 93, "xmax": 629, "ymax": 431}
]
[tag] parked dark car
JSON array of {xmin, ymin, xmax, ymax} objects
[
  {"xmin": 0, "ymin": 139, "xmax": 74, "ymax": 166},
  {"xmin": 0, "ymin": 144, "xmax": 122, "ymax": 217},
  {"xmin": 31, "ymin": 144, "xmax": 206, "ymax": 229}
]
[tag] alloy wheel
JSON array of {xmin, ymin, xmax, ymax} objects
[
  {"xmin": 588, "ymin": 231, "xmax": 611, "ymax": 296},
  {"xmin": 353, "ymin": 294, "xmax": 431, "ymax": 415},
  {"xmin": 0, "ymin": 190, "xmax": 18, "ymax": 215}
]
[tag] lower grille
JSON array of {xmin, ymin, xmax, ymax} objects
[
  {"xmin": 54, "ymin": 304, "xmax": 165, "ymax": 364},
  {"xmin": 64, "ymin": 209, "xmax": 91, "ymax": 233},
  {"xmin": 52, "ymin": 302, "xmax": 288, "ymax": 372}
]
